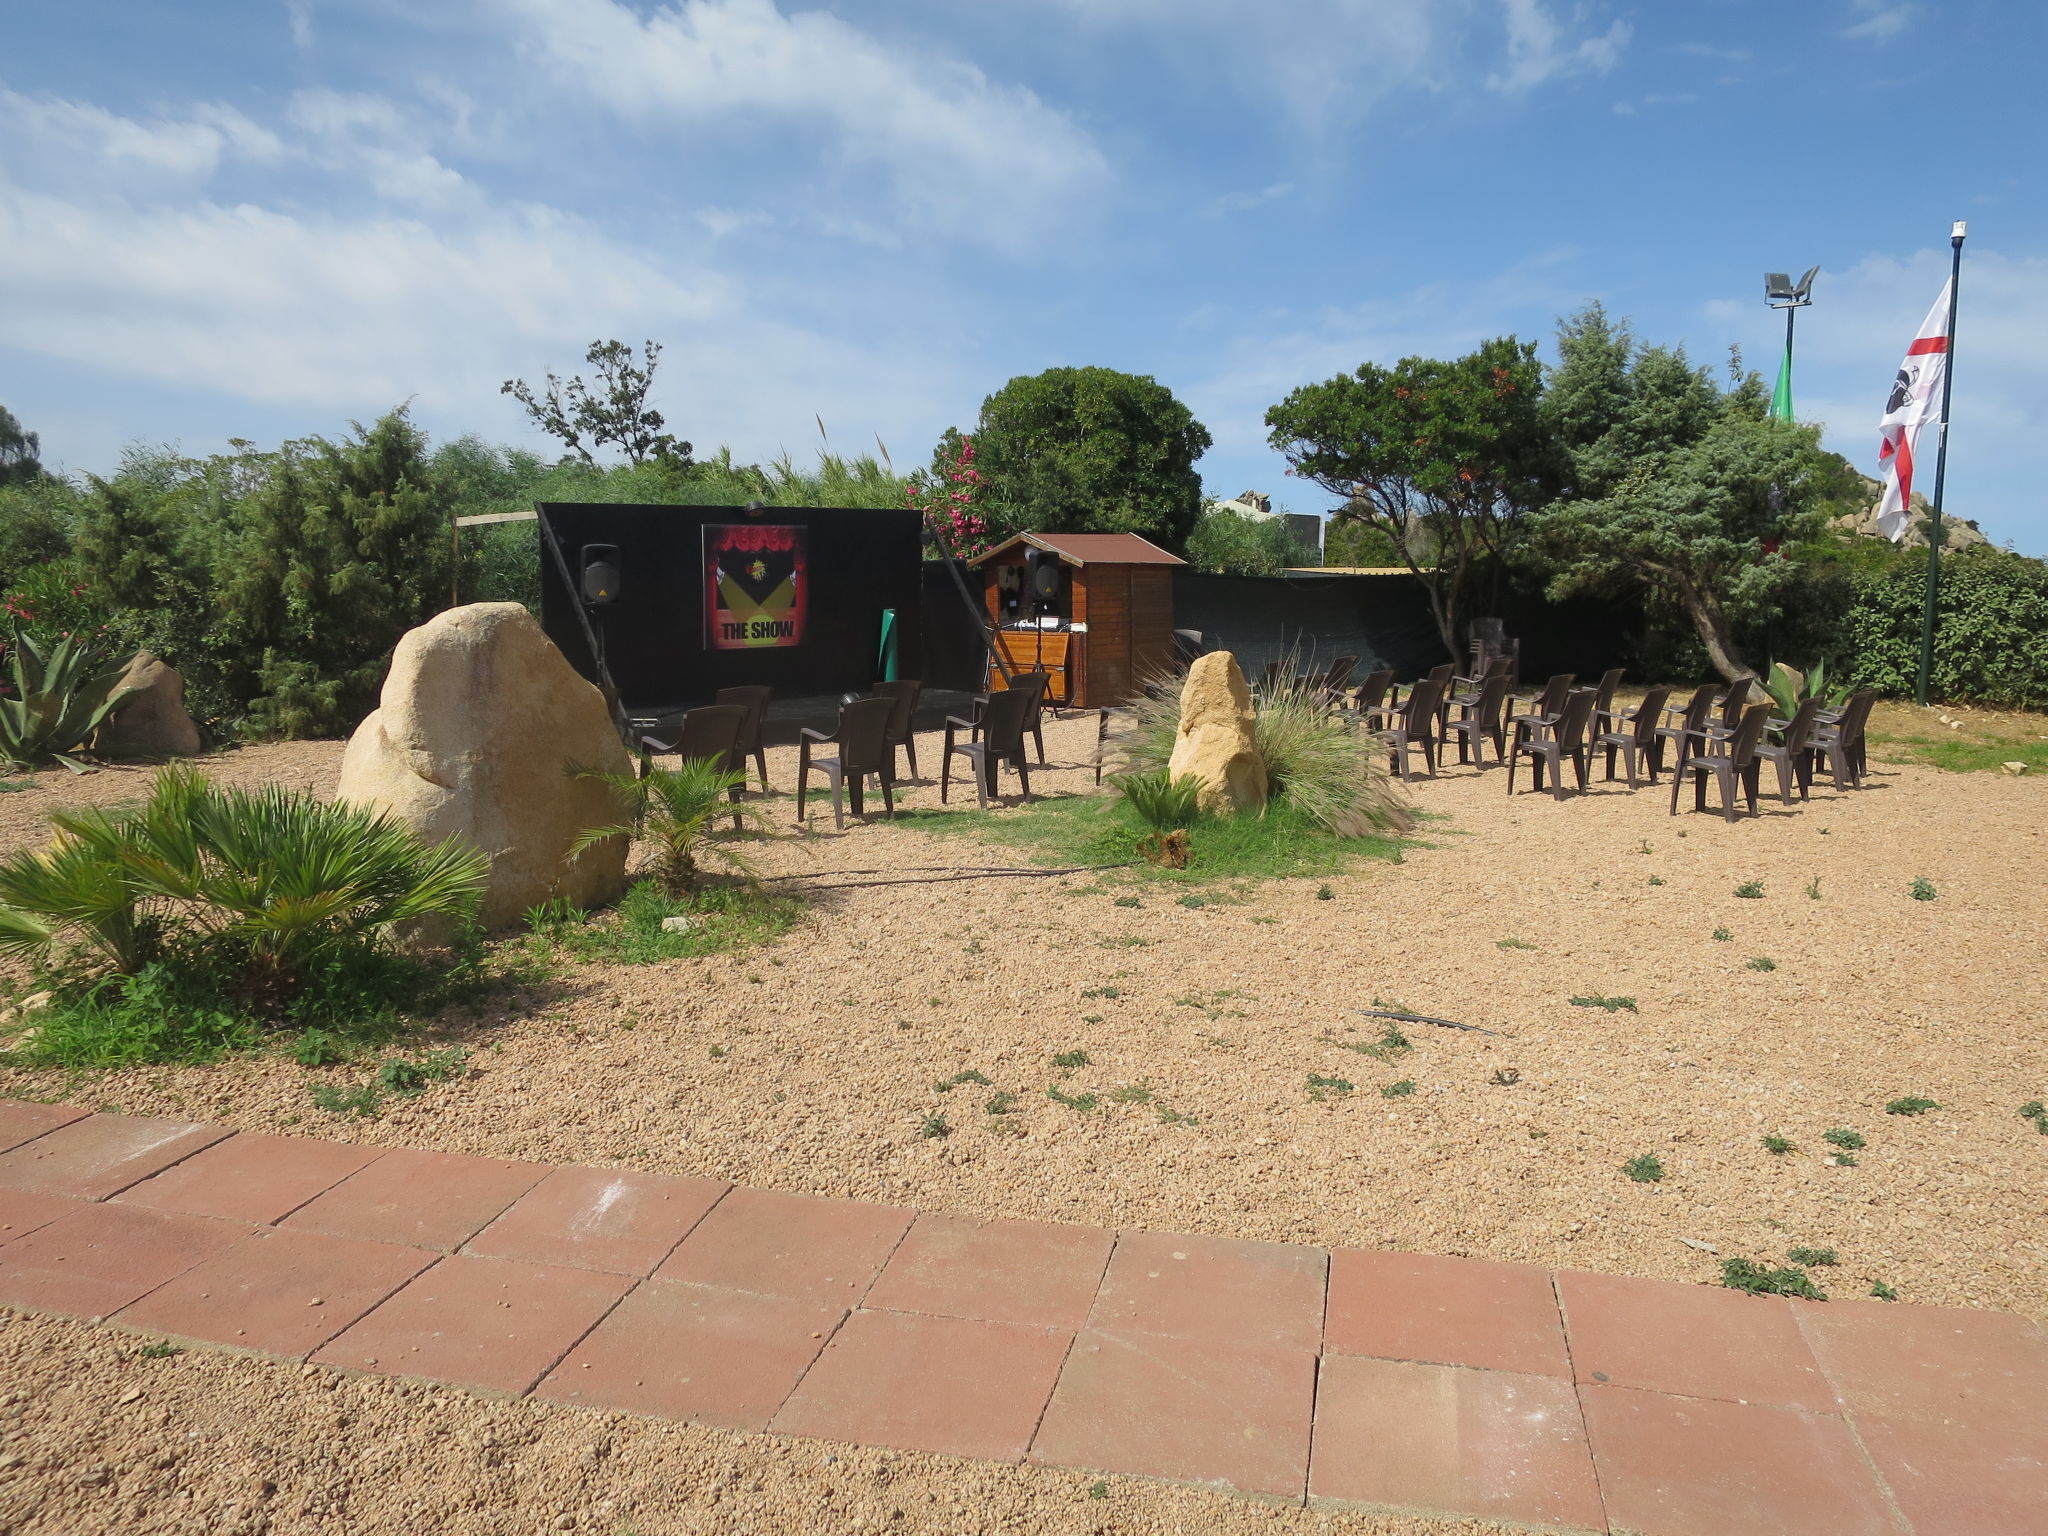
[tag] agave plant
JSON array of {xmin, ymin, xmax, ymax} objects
[
  {"xmin": 1762, "ymin": 659, "xmax": 1850, "ymax": 721},
  {"xmin": 0, "ymin": 765, "xmax": 489, "ymax": 1012},
  {"xmin": 0, "ymin": 623, "xmax": 147, "ymax": 772},
  {"xmin": 573, "ymin": 757, "xmax": 762, "ymax": 896}
]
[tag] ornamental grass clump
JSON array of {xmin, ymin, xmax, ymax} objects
[
  {"xmin": 0, "ymin": 765, "xmax": 487, "ymax": 1064},
  {"xmin": 1111, "ymin": 663, "xmax": 1409, "ymax": 838}
]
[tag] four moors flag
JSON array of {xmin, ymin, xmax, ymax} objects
[{"xmin": 1874, "ymin": 279, "xmax": 1954, "ymax": 540}]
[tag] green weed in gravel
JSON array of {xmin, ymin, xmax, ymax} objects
[
  {"xmin": 1622, "ymin": 1153, "xmax": 1665, "ymax": 1182},
  {"xmin": 1721, "ymin": 1258, "xmax": 1825, "ymax": 1299}
]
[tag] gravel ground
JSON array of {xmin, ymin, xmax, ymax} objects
[{"xmin": 0, "ymin": 719, "xmax": 2044, "ymax": 1532}]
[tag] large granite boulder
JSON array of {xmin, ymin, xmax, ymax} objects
[
  {"xmin": 94, "ymin": 652, "xmax": 202, "ymax": 758},
  {"xmin": 337, "ymin": 602, "xmax": 632, "ymax": 930},
  {"xmin": 1167, "ymin": 650, "xmax": 1268, "ymax": 815}
]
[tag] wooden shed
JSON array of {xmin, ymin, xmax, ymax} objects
[{"xmin": 968, "ymin": 532, "xmax": 1184, "ymax": 708}]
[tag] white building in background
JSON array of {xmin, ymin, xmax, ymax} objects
[{"xmin": 1211, "ymin": 490, "xmax": 1323, "ymax": 563}]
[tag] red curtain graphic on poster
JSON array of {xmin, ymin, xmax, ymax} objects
[{"xmin": 704, "ymin": 524, "xmax": 807, "ymax": 649}]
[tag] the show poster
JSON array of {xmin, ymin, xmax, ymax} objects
[{"xmin": 704, "ymin": 523, "xmax": 807, "ymax": 649}]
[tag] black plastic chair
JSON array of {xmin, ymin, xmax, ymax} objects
[
  {"xmin": 1375, "ymin": 674, "xmax": 1444, "ymax": 781},
  {"xmin": 943, "ymin": 686, "xmax": 1034, "ymax": 807},
  {"xmin": 1669, "ymin": 703, "xmax": 1770, "ymax": 822},
  {"xmin": 1503, "ymin": 672, "xmax": 1574, "ymax": 740},
  {"xmin": 1506, "ymin": 687, "xmax": 1598, "ymax": 800},
  {"xmin": 1653, "ymin": 684, "xmax": 1721, "ymax": 776},
  {"xmin": 1756, "ymin": 696, "xmax": 1823, "ymax": 805},
  {"xmin": 1809, "ymin": 690, "xmax": 1878, "ymax": 791},
  {"xmin": 870, "ymin": 679, "xmax": 923, "ymax": 780},
  {"xmin": 1594, "ymin": 684, "xmax": 1672, "ymax": 788},
  {"xmin": 1442, "ymin": 670, "xmax": 1510, "ymax": 768},
  {"xmin": 641, "ymin": 704, "xmax": 748, "ymax": 829},
  {"xmin": 797, "ymin": 696, "xmax": 897, "ymax": 830},
  {"xmin": 714, "ymin": 685, "xmax": 772, "ymax": 792},
  {"xmin": 976, "ymin": 673, "xmax": 1049, "ymax": 764},
  {"xmin": 1346, "ymin": 668, "xmax": 1395, "ymax": 718}
]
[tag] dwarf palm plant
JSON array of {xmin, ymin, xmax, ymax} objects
[
  {"xmin": 1762, "ymin": 659, "xmax": 1850, "ymax": 720},
  {"xmin": 573, "ymin": 757, "xmax": 761, "ymax": 895},
  {"xmin": 0, "ymin": 623, "xmax": 146, "ymax": 771},
  {"xmin": 0, "ymin": 765, "xmax": 488, "ymax": 1012}
]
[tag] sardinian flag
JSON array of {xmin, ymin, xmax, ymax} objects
[{"xmin": 1874, "ymin": 280, "xmax": 1953, "ymax": 540}]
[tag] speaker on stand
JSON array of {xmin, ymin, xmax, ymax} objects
[{"xmin": 579, "ymin": 542, "xmax": 622, "ymax": 680}]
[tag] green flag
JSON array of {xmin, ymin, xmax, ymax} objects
[{"xmin": 1770, "ymin": 342, "xmax": 1794, "ymax": 422}]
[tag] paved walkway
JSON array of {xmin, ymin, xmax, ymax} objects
[{"xmin": 0, "ymin": 1104, "xmax": 2041, "ymax": 1535}]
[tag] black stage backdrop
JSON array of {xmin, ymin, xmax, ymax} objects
[{"xmin": 537, "ymin": 503, "xmax": 925, "ymax": 710}]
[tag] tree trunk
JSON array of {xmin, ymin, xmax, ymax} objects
[{"xmin": 1672, "ymin": 575, "xmax": 1751, "ymax": 682}]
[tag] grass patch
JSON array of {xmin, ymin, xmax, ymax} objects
[
  {"xmin": 137, "ymin": 1340, "xmax": 184, "ymax": 1359},
  {"xmin": 1622, "ymin": 1153, "xmax": 1665, "ymax": 1183},
  {"xmin": 2022, "ymin": 1101, "xmax": 2048, "ymax": 1134},
  {"xmin": 1496, "ymin": 937, "xmax": 1536, "ymax": 950},
  {"xmin": 1786, "ymin": 1246, "xmax": 1840, "ymax": 1266},
  {"xmin": 934, "ymin": 1070, "xmax": 992, "ymax": 1092},
  {"xmin": 1822, "ymin": 1127, "xmax": 1866, "ymax": 1150},
  {"xmin": 1570, "ymin": 994, "xmax": 1638, "ymax": 1013},
  {"xmin": 1721, "ymin": 1258, "xmax": 1825, "ymax": 1300},
  {"xmin": 526, "ymin": 879, "xmax": 799, "ymax": 966},
  {"xmin": 1733, "ymin": 880, "xmax": 1765, "ymax": 899},
  {"xmin": 1332, "ymin": 1024, "xmax": 1411, "ymax": 1061},
  {"xmin": 1747, "ymin": 956, "xmax": 1777, "ymax": 972},
  {"xmin": 1381, "ymin": 1079, "xmax": 1417, "ymax": 1098},
  {"xmin": 1885, "ymin": 1096, "xmax": 1940, "ymax": 1115},
  {"xmin": 1909, "ymin": 877, "xmax": 1938, "ymax": 901},
  {"xmin": 1108, "ymin": 1083, "xmax": 1153, "ymax": 1104},
  {"xmin": 1051, "ymin": 1049, "xmax": 1090, "ymax": 1069},
  {"xmin": 902, "ymin": 794, "xmax": 1405, "ymax": 885},
  {"xmin": 1047, "ymin": 1086, "xmax": 1098, "ymax": 1113},
  {"xmin": 1711, "ymin": 928, "xmax": 1733, "ymax": 942},
  {"xmin": 308, "ymin": 1046, "xmax": 469, "ymax": 1121},
  {"xmin": 1306, "ymin": 1072, "xmax": 1354, "ymax": 1101},
  {"xmin": 918, "ymin": 1112, "xmax": 951, "ymax": 1139},
  {"xmin": 1762, "ymin": 1135, "xmax": 1795, "ymax": 1155}
]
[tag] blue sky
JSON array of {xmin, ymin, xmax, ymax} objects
[{"xmin": 5, "ymin": 0, "xmax": 2044, "ymax": 549}]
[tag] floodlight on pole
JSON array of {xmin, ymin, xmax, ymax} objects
[{"xmin": 1765, "ymin": 266, "xmax": 1819, "ymax": 422}]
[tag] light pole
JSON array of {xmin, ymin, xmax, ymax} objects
[{"xmin": 1764, "ymin": 266, "xmax": 1819, "ymax": 422}]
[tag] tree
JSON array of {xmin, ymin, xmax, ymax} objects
[
  {"xmin": 1528, "ymin": 306, "xmax": 1839, "ymax": 683},
  {"xmin": 502, "ymin": 340, "xmax": 692, "ymax": 470},
  {"xmin": 1265, "ymin": 337, "xmax": 1551, "ymax": 660},
  {"xmin": 1183, "ymin": 505, "xmax": 1318, "ymax": 577},
  {"xmin": 0, "ymin": 406, "xmax": 44, "ymax": 488},
  {"xmin": 962, "ymin": 367, "xmax": 1212, "ymax": 551}
]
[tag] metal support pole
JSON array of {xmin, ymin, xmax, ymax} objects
[{"xmin": 1915, "ymin": 225, "xmax": 1966, "ymax": 705}]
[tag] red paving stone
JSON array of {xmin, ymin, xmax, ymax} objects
[
  {"xmin": 0, "ymin": 1187, "xmax": 85, "ymax": 1246},
  {"xmin": 536, "ymin": 1279, "xmax": 841, "ymax": 1430},
  {"xmin": 281, "ymin": 1148, "xmax": 547, "ymax": 1250},
  {"xmin": 1, "ymin": 1111, "xmax": 2039, "ymax": 1528},
  {"xmin": 1325, "ymin": 1249, "xmax": 1569, "ymax": 1377},
  {"xmin": 1795, "ymin": 1298, "xmax": 2048, "ymax": 1429},
  {"xmin": 656, "ymin": 1187, "xmax": 913, "ymax": 1306},
  {"xmin": 864, "ymin": 1213, "xmax": 1113, "ymax": 1330},
  {"xmin": 1558, "ymin": 1268, "xmax": 1834, "ymax": 1411},
  {"xmin": 773, "ymin": 1309, "xmax": 1072, "ymax": 1462},
  {"xmin": 1854, "ymin": 1414, "xmax": 2048, "ymax": 1536},
  {"xmin": 1309, "ymin": 1354, "xmax": 1604, "ymax": 1530},
  {"xmin": 1031, "ymin": 1329, "xmax": 1317, "ymax": 1500},
  {"xmin": 312, "ymin": 1253, "xmax": 634, "ymax": 1395},
  {"xmin": 1087, "ymin": 1229, "xmax": 1326, "ymax": 1352},
  {"xmin": 0, "ymin": 1203, "xmax": 249, "ymax": 1319},
  {"xmin": 0, "ymin": 1114, "xmax": 230, "ymax": 1199},
  {"xmin": 116, "ymin": 1133, "xmax": 382, "ymax": 1225},
  {"xmin": 0, "ymin": 1100, "xmax": 89, "ymax": 1154},
  {"xmin": 116, "ymin": 1227, "xmax": 436, "ymax": 1358},
  {"xmin": 465, "ymin": 1166, "xmax": 728, "ymax": 1276},
  {"xmin": 1582, "ymin": 1384, "xmax": 1904, "ymax": 1536}
]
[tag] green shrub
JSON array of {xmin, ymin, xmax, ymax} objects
[
  {"xmin": 1622, "ymin": 1153, "xmax": 1665, "ymax": 1183},
  {"xmin": 1836, "ymin": 545, "xmax": 2048, "ymax": 708},
  {"xmin": 1821, "ymin": 1127, "xmax": 1865, "ymax": 1151},
  {"xmin": 573, "ymin": 757, "xmax": 760, "ymax": 895},
  {"xmin": 1885, "ymin": 1096, "xmax": 1939, "ymax": 1116},
  {"xmin": 1909, "ymin": 877, "xmax": 1937, "ymax": 902},
  {"xmin": 1786, "ymin": 1246, "xmax": 1839, "ymax": 1266},
  {"xmin": 1107, "ymin": 769, "xmax": 1201, "ymax": 831},
  {"xmin": 0, "ymin": 766, "xmax": 485, "ymax": 1063}
]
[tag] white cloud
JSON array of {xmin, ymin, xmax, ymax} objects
[
  {"xmin": 492, "ymin": 0, "xmax": 1106, "ymax": 244},
  {"xmin": 0, "ymin": 89, "xmax": 963, "ymax": 474},
  {"xmin": 1488, "ymin": 0, "xmax": 1631, "ymax": 94},
  {"xmin": 1843, "ymin": 2, "xmax": 1914, "ymax": 42},
  {"xmin": 0, "ymin": 90, "xmax": 283, "ymax": 183},
  {"xmin": 1212, "ymin": 182, "xmax": 1295, "ymax": 215}
]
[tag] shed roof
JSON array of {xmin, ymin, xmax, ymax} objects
[{"xmin": 968, "ymin": 531, "xmax": 1186, "ymax": 568}]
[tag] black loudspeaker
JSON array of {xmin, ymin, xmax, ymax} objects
[
  {"xmin": 580, "ymin": 543, "xmax": 622, "ymax": 605},
  {"xmin": 1032, "ymin": 559, "xmax": 1062, "ymax": 600}
]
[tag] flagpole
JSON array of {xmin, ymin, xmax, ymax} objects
[{"xmin": 1915, "ymin": 223, "xmax": 1967, "ymax": 705}]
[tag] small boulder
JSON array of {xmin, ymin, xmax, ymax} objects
[
  {"xmin": 337, "ymin": 602, "xmax": 633, "ymax": 930},
  {"xmin": 2002, "ymin": 761, "xmax": 2029, "ymax": 776},
  {"xmin": 94, "ymin": 653, "xmax": 202, "ymax": 758},
  {"xmin": 1167, "ymin": 650, "xmax": 1268, "ymax": 815}
]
